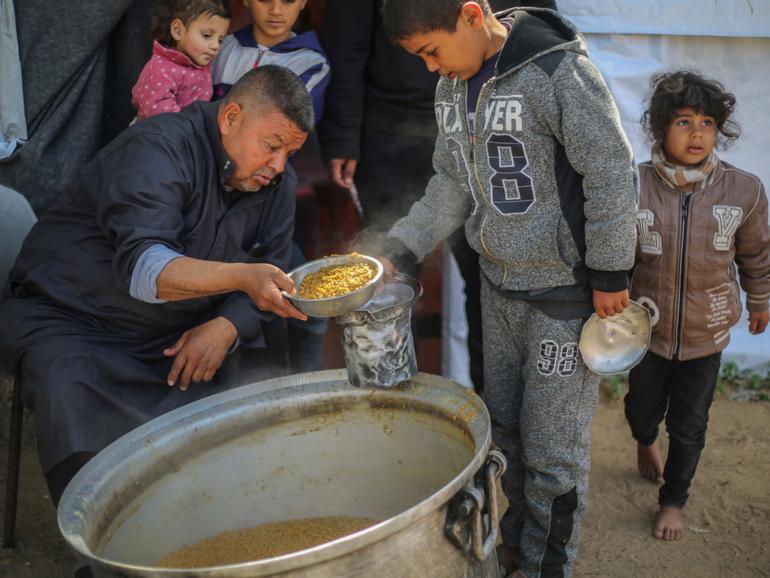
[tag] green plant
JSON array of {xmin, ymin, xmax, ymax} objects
[
  {"xmin": 720, "ymin": 360, "xmax": 741, "ymax": 381},
  {"xmin": 747, "ymin": 372, "xmax": 762, "ymax": 390},
  {"xmin": 602, "ymin": 374, "xmax": 626, "ymax": 400},
  {"xmin": 716, "ymin": 361, "xmax": 770, "ymax": 401}
]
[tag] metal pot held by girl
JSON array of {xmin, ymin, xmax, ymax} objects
[{"xmin": 335, "ymin": 273, "xmax": 422, "ymax": 388}]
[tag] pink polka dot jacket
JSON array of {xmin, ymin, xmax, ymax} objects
[{"xmin": 131, "ymin": 41, "xmax": 213, "ymax": 121}]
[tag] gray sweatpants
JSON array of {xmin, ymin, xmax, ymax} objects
[{"xmin": 481, "ymin": 280, "xmax": 599, "ymax": 578}]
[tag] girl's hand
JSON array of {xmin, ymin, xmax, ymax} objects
[{"xmin": 749, "ymin": 310, "xmax": 769, "ymax": 334}]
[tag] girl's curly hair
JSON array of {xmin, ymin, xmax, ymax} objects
[
  {"xmin": 151, "ymin": 0, "xmax": 231, "ymax": 47},
  {"xmin": 641, "ymin": 70, "xmax": 741, "ymax": 149}
]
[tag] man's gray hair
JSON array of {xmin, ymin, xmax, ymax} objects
[{"xmin": 225, "ymin": 66, "xmax": 314, "ymax": 133}]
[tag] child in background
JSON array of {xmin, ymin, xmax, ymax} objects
[
  {"xmin": 131, "ymin": 0, "xmax": 230, "ymax": 121},
  {"xmin": 379, "ymin": 2, "xmax": 637, "ymax": 577},
  {"xmin": 212, "ymin": 0, "xmax": 329, "ymax": 125},
  {"xmin": 625, "ymin": 70, "xmax": 770, "ymax": 541}
]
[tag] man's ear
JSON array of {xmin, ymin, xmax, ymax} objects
[
  {"xmin": 218, "ymin": 102, "xmax": 243, "ymax": 136},
  {"xmin": 459, "ymin": 2, "xmax": 485, "ymax": 28},
  {"xmin": 170, "ymin": 18, "xmax": 185, "ymax": 42}
]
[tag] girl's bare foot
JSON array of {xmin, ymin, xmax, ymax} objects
[
  {"xmin": 654, "ymin": 506, "xmax": 685, "ymax": 540},
  {"xmin": 637, "ymin": 442, "xmax": 663, "ymax": 481}
]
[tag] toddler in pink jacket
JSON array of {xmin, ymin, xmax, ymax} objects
[{"xmin": 132, "ymin": 0, "xmax": 230, "ymax": 121}]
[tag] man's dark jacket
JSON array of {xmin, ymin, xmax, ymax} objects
[
  {"xmin": 4, "ymin": 100, "xmax": 296, "ymax": 360},
  {"xmin": 0, "ymin": 101, "xmax": 296, "ymax": 474}
]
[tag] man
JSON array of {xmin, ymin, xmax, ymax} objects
[{"xmin": 0, "ymin": 66, "xmax": 312, "ymax": 504}]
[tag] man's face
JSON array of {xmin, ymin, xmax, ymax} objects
[
  {"xmin": 219, "ymin": 104, "xmax": 307, "ymax": 192},
  {"xmin": 398, "ymin": 12, "xmax": 489, "ymax": 81}
]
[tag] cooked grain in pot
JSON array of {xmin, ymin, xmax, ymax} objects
[
  {"xmin": 155, "ymin": 516, "xmax": 377, "ymax": 568},
  {"xmin": 299, "ymin": 258, "xmax": 376, "ymax": 299}
]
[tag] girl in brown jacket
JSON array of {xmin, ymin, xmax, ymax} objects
[{"xmin": 625, "ymin": 70, "xmax": 770, "ymax": 542}]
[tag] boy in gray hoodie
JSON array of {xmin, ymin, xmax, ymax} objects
[{"xmin": 380, "ymin": 2, "xmax": 637, "ymax": 577}]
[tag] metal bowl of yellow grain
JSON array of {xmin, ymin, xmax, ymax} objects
[{"xmin": 284, "ymin": 254, "xmax": 384, "ymax": 318}]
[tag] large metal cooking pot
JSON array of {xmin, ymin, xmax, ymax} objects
[{"xmin": 58, "ymin": 370, "xmax": 505, "ymax": 578}]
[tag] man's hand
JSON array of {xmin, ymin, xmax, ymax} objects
[
  {"xmin": 239, "ymin": 263, "xmax": 308, "ymax": 321},
  {"xmin": 749, "ymin": 310, "xmax": 769, "ymax": 334},
  {"xmin": 593, "ymin": 288, "xmax": 630, "ymax": 319},
  {"xmin": 164, "ymin": 316, "xmax": 238, "ymax": 390},
  {"xmin": 327, "ymin": 158, "xmax": 357, "ymax": 189},
  {"xmin": 156, "ymin": 259, "xmax": 306, "ymax": 320}
]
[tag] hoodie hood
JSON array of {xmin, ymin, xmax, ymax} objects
[{"xmin": 496, "ymin": 8, "xmax": 587, "ymax": 76}]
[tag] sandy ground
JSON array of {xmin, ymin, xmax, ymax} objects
[
  {"xmin": 1, "ymin": 386, "xmax": 768, "ymax": 578},
  {"xmin": 575, "ymin": 393, "xmax": 770, "ymax": 578}
]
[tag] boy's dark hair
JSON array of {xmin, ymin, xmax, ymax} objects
[
  {"xmin": 381, "ymin": 0, "xmax": 492, "ymax": 41},
  {"xmin": 225, "ymin": 66, "xmax": 314, "ymax": 134},
  {"xmin": 642, "ymin": 70, "xmax": 741, "ymax": 148},
  {"xmin": 151, "ymin": 0, "xmax": 231, "ymax": 47}
]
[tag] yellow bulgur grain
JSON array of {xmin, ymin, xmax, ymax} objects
[
  {"xmin": 155, "ymin": 517, "xmax": 377, "ymax": 568},
  {"xmin": 299, "ymin": 257, "xmax": 376, "ymax": 300}
]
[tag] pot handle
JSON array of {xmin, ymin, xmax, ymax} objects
[{"xmin": 444, "ymin": 449, "xmax": 507, "ymax": 560}]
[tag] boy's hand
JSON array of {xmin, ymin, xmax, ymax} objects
[
  {"xmin": 378, "ymin": 256, "xmax": 396, "ymax": 282},
  {"xmin": 749, "ymin": 310, "xmax": 769, "ymax": 334},
  {"xmin": 592, "ymin": 289, "xmax": 630, "ymax": 318},
  {"xmin": 327, "ymin": 158, "xmax": 357, "ymax": 189}
]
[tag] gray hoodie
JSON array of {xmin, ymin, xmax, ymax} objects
[{"xmin": 389, "ymin": 8, "xmax": 637, "ymax": 298}]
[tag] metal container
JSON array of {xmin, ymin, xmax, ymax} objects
[
  {"xmin": 579, "ymin": 300, "xmax": 652, "ymax": 375},
  {"xmin": 335, "ymin": 275, "xmax": 421, "ymax": 388},
  {"xmin": 284, "ymin": 254, "xmax": 384, "ymax": 318},
  {"xmin": 58, "ymin": 370, "xmax": 505, "ymax": 578}
]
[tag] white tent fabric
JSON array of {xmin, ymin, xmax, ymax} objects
[
  {"xmin": 443, "ymin": 1, "xmax": 770, "ymax": 386},
  {"xmin": 560, "ymin": 0, "xmax": 770, "ymax": 38},
  {"xmin": 0, "ymin": 0, "xmax": 27, "ymax": 159}
]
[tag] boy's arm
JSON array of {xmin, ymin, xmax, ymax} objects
[
  {"xmin": 387, "ymin": 133, "xmax": 471, "ymax": 264},
  {"xmin": 533, "ymin": 53, "xmax": 637, "ymax": 294},
  {"xmin": 734, "ymin": 182, "xmax": 770, "ymax": 334}
]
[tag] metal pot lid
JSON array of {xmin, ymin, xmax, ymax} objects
[{"xmin": 579, "ymin": 300, "xmax": 651, "ymax": 375}]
